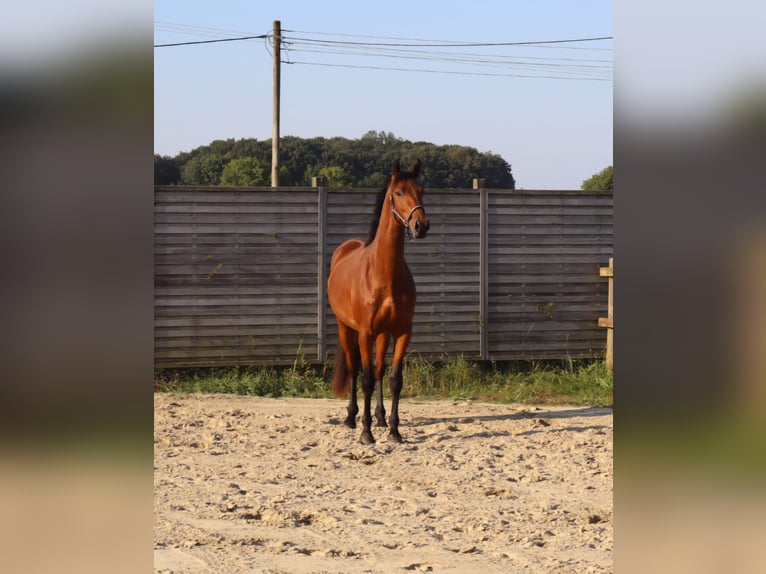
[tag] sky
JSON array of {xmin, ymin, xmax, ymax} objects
[{"xmin": 154, "ymin": 0, "xmax": 613, "ymax": 190}]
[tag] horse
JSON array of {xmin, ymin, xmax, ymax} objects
[{"xmin": 327, "ymin": 158, "xmax": 430, "ymax": 444}]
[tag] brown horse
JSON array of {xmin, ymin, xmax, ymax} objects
[{"xmin": 328, "ymin": 158, "xmax": 429, "ymax": 444}]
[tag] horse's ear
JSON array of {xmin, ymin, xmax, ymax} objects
[
  {"xmin": 412, "ymin": 159, "xmax": 421, "ymax": 179},
  {"xmin": 392, "ymin": 158, "xmax": 401, "ymax": 180}
]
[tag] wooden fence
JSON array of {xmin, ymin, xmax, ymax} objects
[{"xmin": 155, "ymin": 186, "xmax": 613, "ymax": 367}]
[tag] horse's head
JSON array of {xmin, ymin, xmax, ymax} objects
[{"xmin": 388, "ymin": 158, "xmax": 430, "ymax": 239}]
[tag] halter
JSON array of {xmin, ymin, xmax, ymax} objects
[{"xmin": 389, "ymin": 193, "xmax": 425, "ymax": 241}]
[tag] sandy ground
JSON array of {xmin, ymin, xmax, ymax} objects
[{"xmin": 154, "ymin": 393, "xmax": 612, "ymax": 573}]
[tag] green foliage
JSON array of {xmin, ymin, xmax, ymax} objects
[
  {"xmin": 180, "ymin": 152, "xmax": 228, "ymax": 185},
  {"xmin": 220, "ymin": 157, "xmax": 269, "ymax": 186},
  {"xmin": 317, "ymin": 165, "xmax": 353, "ymax": 188},
  {"xmin": 401, "ymin": 358, "xmax": 612, "ymax": 406},
  {"xmin": 154, "ymin": 132, "xmax": 516, "ymax": 188},
  {"xmin": 154, "ymin": 154, "xmax": 180, "ymax": 185},
  {"xmin": 488, "ymin": 361, "xmax": 613, "ymax": 406},
  {"xmin": 155, "ymin": 362, "xmax": 328, "ymax": 398},
  {"xmin": 581, "ymin": 165, "xmax": 613, "ymax": 191},
  {"xmin": 357, "ymin": 171, "xmax": 388, "ymax": 188},
  {"xmin": 403, "ymin": 356, "xmax": 484, "ymax": 398}
]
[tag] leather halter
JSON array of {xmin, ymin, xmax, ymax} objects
[{"xmin": 389, "ymin": 193, "xmax": 425, "ymax": 239}]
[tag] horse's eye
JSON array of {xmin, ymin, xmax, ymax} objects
[{"xmin": 395, "ymin": 191, "xmax": 403, "ymax": 197}]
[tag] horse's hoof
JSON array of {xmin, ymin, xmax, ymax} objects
[
  {"xmin": 343, "ymin": 417, "xmax": 356, "ymax": 429},
  {"xmin": 360, "ymin": 431, "xmax": 375, "ymax": 445},
  {"xmin": 387, "ymin": 431, "xmax": 403, "ymax": 443},
  {"xmin": 375, "ymin": 418, "xmax": 388, "ymax": 428}
]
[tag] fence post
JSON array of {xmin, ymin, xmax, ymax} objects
[
  {"xmin": 598, "ymin": 258, "xmax": 614, "ymax": 370},
  {"xmin": 477, "ymin": 181, "xmax": 488, "ymax": 360},
  {"xmin": 316, "ymin": 180, "xmax": 327, "ymax": 362}
]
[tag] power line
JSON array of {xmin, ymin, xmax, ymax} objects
[
  {"xmin": 281, "ymin": 39, "xmax": 611, "ymax": 81},
  {"xmin": 283, "ymin": 28, "xmax": 612, "ymax": 50},
  {"xmin": 154, "ymin": 35, "xmax": 267, "ymax": 48},
  {"xmin": 282, "ymin": 34, "xmax": 612, "ymax": 48},
  {"xmin": 155, "ymin": 21, "xmax": 612, "ymax": 49},
  {"xmin": 154, "ymin": 22, "xmax": 611, "ymax": 51},
  {"xmin": 284, "ymin": 60, "xmax": 611, "ymax": 81},
  {"xmin": 281, "ymin": 43, "xmax": 612, "ymax": 76},
  {"xmin": 286, "ymin": 43, "xmax": 612, "ymax": 64},
  {"xmin": 279, "ymin": 32, "xmax": 611, "ymax": 81},
  {"xmin": 284, "ymin": 52, "xmax": 611, "ymax": 80},
  {"xmin": 154, "ymin": 20, "xmax": 257, "ymax": 39}
]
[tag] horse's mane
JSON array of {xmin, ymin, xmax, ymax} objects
[
  {"xmin": 364, "ymin": 168, "xmax": 418, "ymax": 246},
  {"xmin": 364, "ymin": 187, "xmax": 388, "ymax": 246}
]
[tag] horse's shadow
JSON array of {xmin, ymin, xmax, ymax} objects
[{"xmin": 404, "ymin": 406, "xmax": 612, "ymax": 443}]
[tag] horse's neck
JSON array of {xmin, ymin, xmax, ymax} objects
[{"xmin": 368, "ymin": 201, "xmax": 405, "ymax": 282}]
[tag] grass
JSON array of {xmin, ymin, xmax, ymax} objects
[
  {"xmin": 155, "ymin": 356, "xmax": 612, "ymax": 407},
  {"xmin": 155, "ymin": 358, "xmax": 329, "ymax": 399},
  {"xmin": 402, "ymin": 356, "xmax": 612, "ymax": 406}
]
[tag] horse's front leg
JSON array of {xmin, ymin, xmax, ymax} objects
[
  {"xmin": 358, "ymin": 333, "xmax": 376, "ymax": 445},
  {"xmin": 388, "ymin": 332, "xmax": 412, "ymax": 443},
  {"xmin": 374, "ymin": 333, "xmax": 390, "ymax": 428},
  {"xmin": 338, "ymin": 324, "xmax": 359, "ymax": 428}
]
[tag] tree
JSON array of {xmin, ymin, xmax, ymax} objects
[
  {"xmin": 357, "ymin": 171, "xmax": 387, "ymax": 188},
  {"xmin": 220, "ymin": 157, "xmax": 269, "ymax": 186},
  {"xmin": 180, "ymin": 153, "xmax": 227, "ymax": 185},
  {"xmin": 318, "ymin": 165, "xmax": 353, "ymax": 188},
  {"xmin": 154, "ymin": 154, "xmax": 180, "ymax": 185},
  {"xmin": 581, "ymin": 165, "xmax": 613, "ymax": 191}
]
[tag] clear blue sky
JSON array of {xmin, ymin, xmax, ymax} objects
[{"xmin": 154, "ymin": 0, "xmax": 612, "ymax": 189}]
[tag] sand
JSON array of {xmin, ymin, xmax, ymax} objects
[{"xmin": 154, "ymin": 393, "xmax": 612, "ymax": 573}]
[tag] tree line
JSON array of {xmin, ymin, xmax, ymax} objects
[{"xmin": 154, "ymin": 130, "xmax": 516, "ymax": 189}]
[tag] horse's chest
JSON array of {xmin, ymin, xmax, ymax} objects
[{"xmin": 370, "ymin": 291, "xmax": 411, "ymax": 330}]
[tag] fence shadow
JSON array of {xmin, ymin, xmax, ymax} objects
[
  {"xmin": 515, "ymin": 424, "xmax": 610, "ymax": 437},
  {"xmin": 409, "ymin": 406, "xmax": 612, "ymax": 428}
]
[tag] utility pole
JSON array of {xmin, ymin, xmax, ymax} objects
[{"xmin": 271, "ymin": 20, "xmax": 281, "ymax": 187}]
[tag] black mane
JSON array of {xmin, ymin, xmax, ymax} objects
[{"xmin": 364, "ymin": 187, "xmax": 388, "ymax": 246}]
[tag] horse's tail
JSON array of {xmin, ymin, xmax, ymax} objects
[{"xmin": 332, "ymin": 345, "xmax": 356, "ymax": 398}]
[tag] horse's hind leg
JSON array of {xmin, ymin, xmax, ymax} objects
[
  {"xmin": 374, "ymin": 333, "xmax": 390, "ymax": 427},
  {"xmin": 374, "ymin": 380, "xmax": 386, "ymax": 427},
  {"xmin": 346, "ymin": 352, "xmax": 360, "ymax": 429}
]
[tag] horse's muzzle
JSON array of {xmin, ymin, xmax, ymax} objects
[{"xmin": 411, "ymin": 216, "xmax": 430, "ymax": 239}]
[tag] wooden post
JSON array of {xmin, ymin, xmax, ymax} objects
[
  {"xmin": 598, "ymin": 258, "xmax": 614, "ymax": 370},
  {"xmin": 271, "ymin": 20, "xmax": 281, "ymax": 187},
  {"xmin": 479, "ymin": 186, "xmax": 488, "ymax": 360},
  {"xmin": 316, "ymin": 183, "xmax": 327, "ymax": 361}
]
